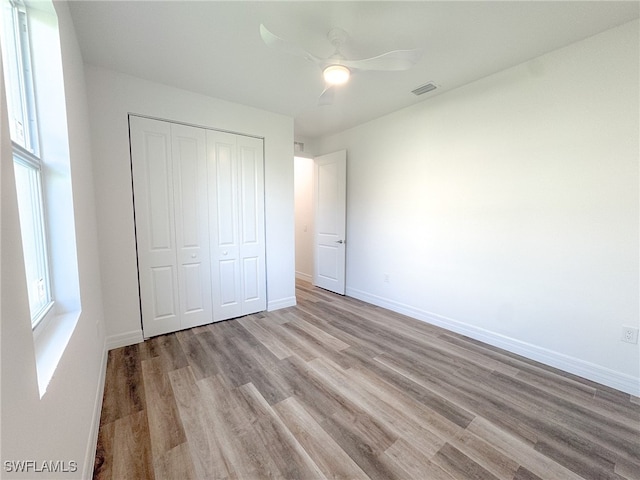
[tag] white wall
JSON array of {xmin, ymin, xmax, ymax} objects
[
  {"xmin": 84, "ymin": 66, "xmax": 296, "ymax": 346},
  {"xmin": 294, "ymin": 156, "xmax": 314, "ymax": 280},
  {"xmin": 309, "ymin": 21, "xmax": 640, "ymax": 395},
  {"xmin": 1, "ymin": 2, "xmax": 107, "ymax": 477}
]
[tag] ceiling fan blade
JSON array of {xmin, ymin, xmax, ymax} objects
[
  {"xmin": 340, "ymin": 49, "xmax": 422, "ymax": 71},
  {"xmin": 318, "ymin": 85, "xmax": 335, "ymax": 106},
  {"xmin": 260, "ymin": 24, "xmax": 321, "ymax": 65}
]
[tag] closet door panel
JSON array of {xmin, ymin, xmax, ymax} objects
[
  {"xmin": 219, "ymin": 260, "xmax": 239, "ymax": 305},
  {"xmin": 150, "ymin": 266, "xmax": 178, "ymax": 318},
  {"xmin": 182, "ymin": 264, "xmax": 206, "ymax": 311},
  {"xmin": 237, "ymin": 136, "xmax": 266, "ymax": 314},
  {"xmin": 171, "ymin": 124, "xmax": 213, "ymax": 328},
  {"xmin": 146, "ymin": 139, "xmax": 174, "ymax": 251},
  {"xmin": 239, "ymin": 145, "xmax": 258, "ymax": 244},
  {"xmin": 242, "ymin": 257, "xmax": 260, "ymax": 301},
  {"xmin": 207, "ymin": 130, "xmax": 242, "ymax": 320},
  {"xmin": 171, "ymin": 124, "xmax": 213, "ymax": 329},
  {"xmin": 130, "ymin": 116, "xmax": 180, "ymax": 336},
  {"xmin": 215, "ymin": 142, "xmax": 237, "ymax": 246},
  {"xmin": 174, "ymin": 130, "xmax": 200, "ymax": 247}
]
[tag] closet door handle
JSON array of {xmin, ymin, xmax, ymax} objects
[{"xmin": 335, "ymin": 239, "xmax": 344, "ymax": 244}]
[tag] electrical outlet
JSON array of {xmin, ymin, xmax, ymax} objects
[
  {"xmin": 621, "ymin": 326, "xmax": 639, "ymax": 344},
  {"xmin": 384, "ymin": 273, "xmax": 390, "ymax": 283}
]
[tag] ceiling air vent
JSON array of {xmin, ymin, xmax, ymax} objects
[{"xmin": 411, "ymin": 82, "xmax": 438, "ymax": 96}]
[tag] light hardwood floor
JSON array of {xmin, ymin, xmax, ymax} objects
[{"xmin": 94, "ymin": 280, "xmax": 640, "ymax": 480}]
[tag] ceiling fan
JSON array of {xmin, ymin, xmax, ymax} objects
[{"xmin": 259, "ymin": 24, "xmax": 422, "ymax": 105}]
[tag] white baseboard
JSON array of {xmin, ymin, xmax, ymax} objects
[
  {"xmin": 268, "ymin": 296, "xmax": 297, "ymax": 311},
  {"xmin": 346, "ymin": 286, "xmax": 640, "ymax": 396},
  {"xmin": 106, "ymin": 330, "xmax": 144, "ymax": 350},
  {"xmin": 295, "ymin": 271, "xmax": 312, "ymax": 282},
  {"xmin": 83, "ymin": 338, "xmax": 108, "ymax": 479}
]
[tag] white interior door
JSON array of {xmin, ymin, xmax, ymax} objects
[
  {"xmin": 131, "ymin": 116, "xmax": 213, "ymax": 337},
  {"xmin": 207, "ymin": 130, "xmax": 266, "ymax": 321},
  {"xmin": 171, "ymin": 123, "xmax": 213, "ymax": 330},
  {"xmin": 237, "ymin": 135, "xmax": 267, "ymax": 315},
  {"xmin": 313, "ymin": 150, "xmax": 347, "ymax": 294},
  {"xmin": 130, "ymin": 116, "xmax": 181, "ymax": 336}
]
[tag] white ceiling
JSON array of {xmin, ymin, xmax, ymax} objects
[{"xmin": 68, "ymin": 1, "xmax": 639, "ymax": 139}]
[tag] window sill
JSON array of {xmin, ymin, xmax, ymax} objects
[{"xmin": 33, "ymin": 310, "xmax": 80, "ymax": 398}]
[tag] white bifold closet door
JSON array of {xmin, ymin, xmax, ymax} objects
[
  {"xmin": 130, "ymin": 116, "xmax": 213, "ymax": 336},
  {"xmin": 130, "ymin": 116, "xmax": 265, "ymax": 337},
  {"xmin": 207, "ymin": 130, "xmax": 266, "ymax": 321}
]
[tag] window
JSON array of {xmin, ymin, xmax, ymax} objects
[
  {"xmin": 2, "ymin": 0, "xmax": 38, "ymax": 153},
  {"xmin": 2, "ymin": 0, "xmax": 81, "ymax": 396},
  {"xmin": 1, "ymin": 0, "xmax": 53, "ymax": 328},
  {"xmin": 13, "ymin": 149, "xmax": 52, "ymax": 326}
]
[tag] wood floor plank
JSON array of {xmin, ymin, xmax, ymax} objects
[
  {"xmin": 614, "ymin": 457, "xmax": 640, "ymax": 480},
  {"xmin": 285, "ymin": 305, "xmax": 384, "ymax": 359},
  {"xmin": 274, "ymin": 396, "xmax": 369, "ymax": 480},
  {"xmin": 95, "ymin": 281, "xmax": 640, "ymax": 480},
  {"xmin": 480, "ymin": 370, "xmax": 639, "ymax": 466},
  {"xmin": 140, "ymin": 356, "xmax": 187, "ymax": 461},
  {"xmin": 438, "ymin": 331, "xmax": 611, "ymax": 402},
  {"xmin": 514, "ymin": 366, "xmax": 597, "ymax": 403},
  {"xmin": 432, "ymin": 443, "xmax": 502, "ymax": 480},
  {"xmin": 373, "ymin": 351, "xmax": 545, "ymax": 448},
  {"xmin": 265, "ymin": 321, "xmax": 322, "ymax": 362},
  {"xmin": 375, "ymin": 350, "xmax": 549, "ymax": 446},
  {"xmin": 238, "ymin": 383, "xmax": 326, "ymax": 479},
  {"xmin": 137, "ymin": 337, "xmax": 161, "ymax": 361},
  {"xmin": 175, "ymin": 332, "xmax": 219, "ymax": 380},
  {"xmin": 286, "ymin": 314, "xmax": 351, "ymax": 351},
  {"xmin": 236, "ymin": 314, "xmax": 294, "ymax": 360},
  {"xmin": 111, "ymin": 411, "xmax": 154, "ymax": 480},
  {"xmin": 282, "ymin": 321, "xmax": 355, "ymax": 369},
  {"xmin": 445, "ymin": 364, "xmax": 638, "ymax": 476},
  {"xmin": 345, "ymin": 363, "xmax": 463, "ymax": 446},
  {"xmin": 319, "ymin": 413, "xmax": 400, "ymax": 480},
  {"xmin": 151, "ymin": 442, "xmax": 197, "ymax": 480},
  {"xmin": 93, "ymin": 420, "xmax": 115, "ymax": 480},
  {"xmin": 220, "ymin": 319, "xmax": 293, "ymax": 406},
  {"xmin": 196, "ymin": 327, "xmax": 251, "ymax": 387},
  {"xmin": 308, "ymin": 356, "xmax": 455, "ymax": 457},
  {"xmin": 533, "ymin": 439, "xmax": 624, "ymax": 480},
  {"xmin": 168, "ymin": 366, "xmax": 228, "ymax": 480},
  {"xmin": 450, "ymin": 429, "xmax": 520, "ymax": 480},
  {"xmin": 304, "ymin": 359, "xmax": 398, "ymax": 457},
  {"xmin": 373, "ymin": 354, "xmax": 478, "ymax": 430},
  {"xmin": 99, "ymin": 345, "xmax": 145, "ymax": 425},
  {"xmin": 466, "ymin": 417, "xmax": 585, "ymax": 480},
  {"xmin": 276, "ymin": 355, "xmax": 345, "ymax": 424},
  {"xmin": 513, "ymin": 466, "xmax": 545, "ymax": 480},
  {"xmin": 197, "ymin": 374, "xmax": 259, "ymax": 479},
  {"xmin": 149, "ymin": 334, "xmax": 189, "ymax": 371},
  {"xmin": 383, "ymin": 438, "xmax": 456, "ymax": 480},
  {"xmin": 221, "ymin": 385, "xmax": 290, "ymax": 478}
]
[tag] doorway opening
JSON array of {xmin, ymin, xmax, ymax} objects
[
  {"xmin": 294, "ymin": 156, "xmax": 314, "ymax": 282},
  {"xmin": 294, "ymin": 150, "xmax": 347, "ymax": 295}
]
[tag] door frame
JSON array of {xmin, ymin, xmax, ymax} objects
[{"xmin": 312, "ymin": 149, "xmax": 347, "ymax": 295}]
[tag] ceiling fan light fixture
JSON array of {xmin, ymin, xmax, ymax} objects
[{"xmin": 323, "ymin": 64, "xmax": 350, "ymax": 85}]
